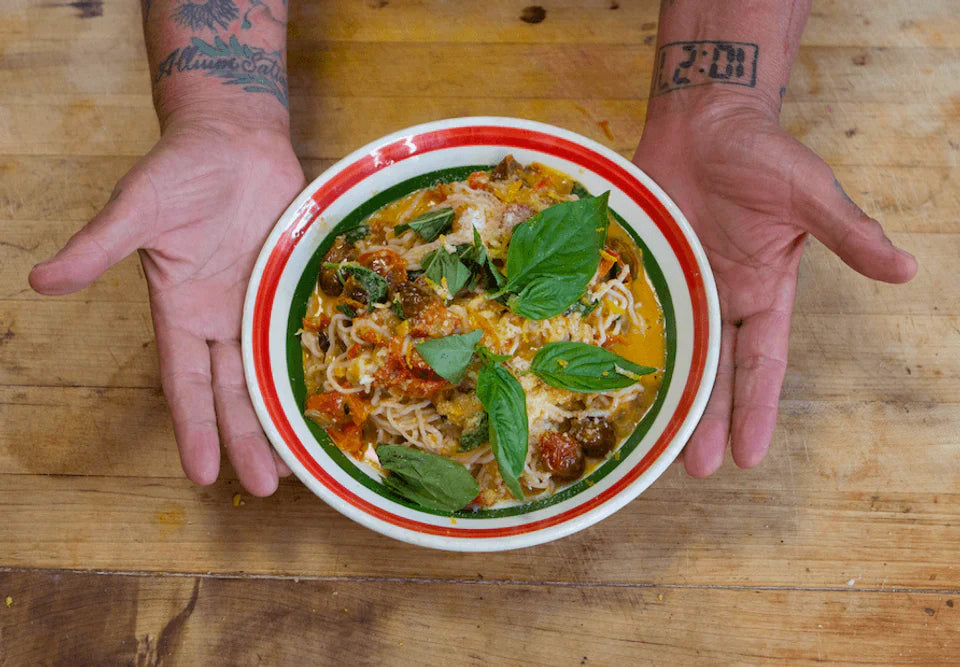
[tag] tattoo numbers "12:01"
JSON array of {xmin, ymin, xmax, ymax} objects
[{"xmin": 653, "ymin": 40, "xmax": 758, "ymax": 96}]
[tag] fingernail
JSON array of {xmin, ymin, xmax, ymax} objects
[{"xmin": 897, "ymin": 248, "xmax": 916, "ymax": 262}]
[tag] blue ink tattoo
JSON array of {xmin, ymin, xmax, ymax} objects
[
  {"xmin": 155, "ymin": 35, "xmax": 288, "ymax": 108},
  {"xmin": 173, "ymin": 0, "xmax": 240, "ymax": 32}
]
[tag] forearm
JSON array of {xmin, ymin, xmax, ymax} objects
[
  {"xmin": 647, "ymin": 0, "xmax": 810, "ymax": 118},
  {"xmin": 140, "ymin": 0, "xmax": 290, "ymax": 131}
]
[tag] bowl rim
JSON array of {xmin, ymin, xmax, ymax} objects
[{"xmin": 242, "ymin": 116, "xmax": 721, "ymax": 551}]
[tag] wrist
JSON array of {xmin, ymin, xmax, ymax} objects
[
  {"xmin": 645, "ymin": 84, "xmax": 779, "ymax": 133},
  {"xmin": 155, "ymin": 90, "xmax": 291, "ymax": 138}
]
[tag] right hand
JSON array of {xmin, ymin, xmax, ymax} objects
[{"xmin": 29, "ymin": 118, "xmax": 306, "ymax": 496}]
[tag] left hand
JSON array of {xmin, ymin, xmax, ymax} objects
[
  {"xmin": 633, "ymin": 91, "xmax": 917, "ymax": 477},
  {"xmin": 29, "ymin": 117, "xmax": 305, "ymax": 495}
]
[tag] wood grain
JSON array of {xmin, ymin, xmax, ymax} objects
[
  {"xmin": 1, "ymin": 570, "xmax": 957, "ymax": 665},
  {"xmin": 1, "ymin": 454, "xmax": 957, "ymax": 589},
  {"xmin": 1, "ymin": 0, "xmax": 958, "ymax": 661}
]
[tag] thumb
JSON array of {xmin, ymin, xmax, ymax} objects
[
  {"xmin": 791, "ymin": 151, "xmax": 917, "ymax": 284},
  {"xmin": 29, "ymin": 179, "xmax": 153, "ymax": 295}
]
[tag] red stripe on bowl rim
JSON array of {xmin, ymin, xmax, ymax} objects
[{"xmin": 252, "ymin": 125, "xmax": 709, "ymax": 538}]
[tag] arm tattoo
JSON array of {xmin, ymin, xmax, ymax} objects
[
  {"xmin": 173, "ymin": 0, "xmax": 240, "ymax": 32},
  {"xmin": 155, "ymin": 35, "xmax": 288, "ymax": 108},
  {"xmin": 653, "ymin": 40, "xmax": 759, "ymax": 97}
]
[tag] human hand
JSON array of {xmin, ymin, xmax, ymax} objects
[
  {"xmin": 29, "ymin": 118, "xmax": 305, "ymax": 495},
  {"xmin": 633, "ymin": 91, "xmax": 917, "ymax": 477}
]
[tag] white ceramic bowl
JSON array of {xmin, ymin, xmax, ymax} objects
[{"xmin": 242, "ymin": 117, "xmax": 720, "ymax": 551}]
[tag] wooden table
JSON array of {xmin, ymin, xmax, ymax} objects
[{"xmin": 1, "ymin": 0, "xmax": 958, "ymax": 663}]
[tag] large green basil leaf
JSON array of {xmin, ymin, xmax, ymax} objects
[
  {"xmin": 499, "ymin": 193, "xmax": 610, "ymax": 319},
  {"xmin": 476, "ymin": 363, "xmax": 527, "ymax": 500},
  {"xmin": 394, "ymin": 207, "xmax": 455, "ymax": 242},
  {"xmin": 414, "ymin": 330, "xmax": 483, "ymax": 384},
  {"xmin": 377, "ymin": 445, "xmax": 479, "ymax": 512},
  {"xmin": 530, "ymin": 341, "xmax": 656, "ymax": 392},
  {"xmin": 422, "ymin": 247, "xmax": 471, "ymax": 299}
]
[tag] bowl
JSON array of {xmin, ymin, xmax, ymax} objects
[{"xmin": 242, "ymin": 117, "xmax": 720, "ymax": 551}]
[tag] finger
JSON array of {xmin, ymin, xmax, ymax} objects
[
  {"xmin": 155, "ymin": 324, "xmax": 221, "ymax": 486},
  {"xmin": 210, "ymin": 340, "xmax": 279, "ymax": 497},
  {"xmin": 790, "ymin": 151, "xmax": 917, "ymax": 284},
  {"xmin": 730, "ymin": 309, "xmax": 792, "ymax": 468},
  {"xmin": 29, "ymin": 180, "xmax": 153, "ymax": 295},
  {"xmin": 684, "ymin": 320, "xmax": 737, "ymax": 477},
  {"xmin": 273, "ymin": 450, "xmax": 292, "ymax": 477}
]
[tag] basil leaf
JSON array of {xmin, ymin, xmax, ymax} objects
[
  {"xmin": 377, "ymin": 445, "xmax": 479, "ymax": 512},
  {"xmin": 567, "ymin": 297, "xmax": 600, "ymax": 316},
  {"xmin": 476, "ymin": 344, "xmax": 511, "ymax": 365},
  {"xmin": 323, "ymin": 262, "xmax": 389, "ymax": 303},
  {"xmin": 476, "ymin": 362, "xmax": 527, "ymax": 500},
  {"xmin": 530, "ymin": 341, "xmax": 656, "ymax": 392},
  {"xmin": 454, "ymin": 228, "xmax": 504, "ymax": 292},
  {"xmin": 414, "ymin": 330, "xmax": 483, "ymax": 384},
  {"xmin": 336, "ymin": 303, "xmax": 357, "ymax": 318},
  {"xmin": 475, "ymin": 227, "xmax": 506, "ymax": 290},
  {"xmin": 497, "ymin": 193, "xmax": 610, "ymax": 320},
  {"xmin": 343, "ymin": 224, "xmax": 369, "ymax": 244},
  {"xmin": 394, "ymin": 207, "xmax": 455, "ymax": 242},
  {"xmin": 391, "ymin": 297, "xmax": 406, "ymax": 320},
  {"xmin": 571, "ymin": 182, "xmax": 592, "ymax": 199},
  {"xmin": 422, "ymin": 247, "xmax": 471, "ymax": 299},
  {"xmin": 459, "ymin": 412, "xmax": 489, "ymax": 451}
]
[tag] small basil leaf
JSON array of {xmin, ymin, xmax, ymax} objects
[
  {"xmin": 414, "ymin": 330, "xmax": 483, "ymax": 384},
  {"xmin": 378, "ymin": 445, "xmax": 479, "ymax": 512},
  {"xmin": 476, "ymin": 363, "xmax": 527, "ymax": 500},
  {"xmin": 422, "ymin": 248, "xmax": 471, "ymax": 299},
  {"xmin": 336, "ymin": 303, "xmax": 357, "ymax": 318},
  {"xmin": 571, "ymin": 182, "xmax": 592, "ymax": 199},
  {"xmin": 453, "ymin": 228, "xmax": 504, "ymax": 293},
  {"xmin": 530, "ymin": 341, "xmax": 656, "ymax": 392},
  {"xmin": 476, "ymin": 344, "xmax": 511, "ymax": 365},
  {"xmin": 498, "ymin": 193, "xmax": 610, "ymax": 319},
  {"xmin": 567, "ymin": 297, "xmax": 600, "ymax": 316},
  {"xmin": 459, "ymin": 412, "xmax": 489, "ymax": 451},
  {"xmin": 394, "ymin": 207, "xmax": 455, "ymax": 242},
  {"xmin": 342, "ymin": 224, "xmax": 369, "ymax": 244},
  {"xmin": 391, "ymin": 297, "xmax": 406, "ymax": 320},
  {"xmin": 323, "ymin": 262, "xmax": 389, "ymax": 303}
]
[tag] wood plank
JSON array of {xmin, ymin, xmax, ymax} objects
[
  {"xmin": 3, "ymin": 0, "xmax": 958, "ymax": 48},
  {"xmin": 3, "ymin": 42, "xmax": 957, "ymax": 104},
  {"xmin": 0, "ymin": 386, "xmax": 180, "ymax": 477},
  {"xmin": 0, "ymin": 571, "xmax": 958, "ymax": 665},
  {"xmin": 3, "ymin": 221, "xmax": 955, "ymax": 319},
  {"xmin": 3, "ymin": 158, "xmax": 956, "ymax": 236},
  {"xmin": 2, "ymin": 380, "xmax": 957, "ymax": 485},
  {"xmin": 2, "ymin": 291, "xmax": 956, "ymax": 398},
  {"xmin": 0, "ymin": 156, "xmax": 337, "ymax": 223},
  {"xmin": 2, "ymin": 97, "xmax": 955, "ymax": 169},
  {"xmin": 1, "ymin": 409, "xmax": 957, "ymax": 588}
]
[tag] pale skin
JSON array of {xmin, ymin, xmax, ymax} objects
[{"xmin": 29, "ymin": 0, "xmax": 917, "ymax": 494}]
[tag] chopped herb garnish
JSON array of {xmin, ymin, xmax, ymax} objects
[
  {"xmin": 459, "ymin": 412, "xmax": 489, "ymax": 451},
  {"xmin": 342, "ymin": 224, "xmax": 369, "ymax": 244},
  {"xmin": 421, "ymin": 247, "xmax": 471, "ymax": 300},
  {"xmin": 323, "ymin": 262, "xmax": 389, "ymax": 304},
  {"xmin": 394, "ymin": 207, "xmax": 455, "ymax": 242}
]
